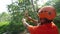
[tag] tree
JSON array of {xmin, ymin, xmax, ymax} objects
[
  {"xmin": 0, "ymin": 12, "xmax": 10, "ymax": 22},
  {"xmin": 7, "ymin": 0, "xmax": 39, "ymax": 34}
]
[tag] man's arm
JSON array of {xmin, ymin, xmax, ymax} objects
[
  {"xmin": 24, "ymin": 11, "xmax": 38, "ymax": 25},
  {"xmin": 26, "ymin": 16, "xmax": 38, "ymax": 25},
  {"xmin": 22, "ymin": 18, "xmax": 31, "ymax": 28}
]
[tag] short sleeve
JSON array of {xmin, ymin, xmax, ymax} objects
[{"xmin": 27, "ymin": 25, "xmax": 36, "ymax": 33}]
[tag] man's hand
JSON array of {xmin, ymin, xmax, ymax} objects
[
  {"xmin": 22, "ymin": 18, "xmax": 26, "ymax": 23},
  {"xmin": 22, "ymin": 18, "xmax": 29, "ymax": 28}
]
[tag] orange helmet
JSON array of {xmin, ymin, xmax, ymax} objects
[{"xmin": 38, "ymin": 6, "xmax": 56, "ymax": 20}]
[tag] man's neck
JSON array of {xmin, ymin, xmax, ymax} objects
[{"xmin": 41, "ymin": 22, "xmax": 52, "ymax": 25}]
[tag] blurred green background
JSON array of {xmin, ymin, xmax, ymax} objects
[{"xmin": 0, "ymin": 0, "xmax": 60, "ymax": 34}]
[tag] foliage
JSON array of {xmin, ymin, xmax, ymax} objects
[
  {"xmin": 0, "ymin": 21, "xmax": 9, "ymax": 34},
  {"xmin": 7, "ymin": 0, "xmax": 38, "ymax": 34},
  {"xmin": 0, "ymin": 0, "xmax": 60, "ymax": 34},
  {"xmin": 0, "ymin": 12, "xmax": 10, "ymax": 22}
]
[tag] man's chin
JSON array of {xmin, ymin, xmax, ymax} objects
[
  {"xmin": 40, "ymin": 21, "xmax": 45, "ymax": 24},
  {"xmin": 40, "ymin": 20, "xmax": 45, "ymax": 23}
]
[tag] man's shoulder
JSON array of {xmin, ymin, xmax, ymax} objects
[
  {"xmin": 51, "ymin": 22, "xmax": 57, "ymax": 27},
  {"xmin": 51, "ymin": 22, "xmax": 58, "ymax": 30}
]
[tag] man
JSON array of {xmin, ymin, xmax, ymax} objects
[{"xmin": 22, "ymin": 6, "xmax": 59, "ymax": 34}]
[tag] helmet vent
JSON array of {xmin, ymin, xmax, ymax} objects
[
  {"xmin": 48, "ymin": 12, "xmax": 51, "ymax": 15},
  {"xmin": 41, "ymin": 11, "xmax": 43, "ymax": 13}
]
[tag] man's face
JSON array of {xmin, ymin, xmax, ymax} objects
[
  {"xmin": 38, "ymin": 18, "xmax": 52, "ymax": 24},
  {"xmin": 39, "ymin": 18, "xmax": 53, "ymax": 25}
]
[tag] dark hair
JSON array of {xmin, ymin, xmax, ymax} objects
[
  {"xmin": 40, "ymin": 18, "xmax": 53, "ymax": 25},
  {"xmin": 45, "ymin": 18, "xmax": 53, "ymax": 23}
]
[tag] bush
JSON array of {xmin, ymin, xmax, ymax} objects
[{"xmin": 54, "ymin": 15, "xmax": 60, "ymax": 28}]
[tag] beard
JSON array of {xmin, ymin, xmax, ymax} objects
[{"xmin": 38, "ymin": 18, "xmax": 53, "ymax": 25}]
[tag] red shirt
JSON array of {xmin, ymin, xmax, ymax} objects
[{"xmin": 28, "ymin": 22, "xmax": 59, "ymax": 34}]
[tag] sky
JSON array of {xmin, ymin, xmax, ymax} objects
[
  {"xmin": 0, "ymin": 0, "xmax": 11, "ymax": 13},
  {"xmin": 37, "ymin": 0, "xmax": 49, "ymax": 7},
  {"xmin": 0, "ymin": 0, "xmax": 49, "ymax": 13}
]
